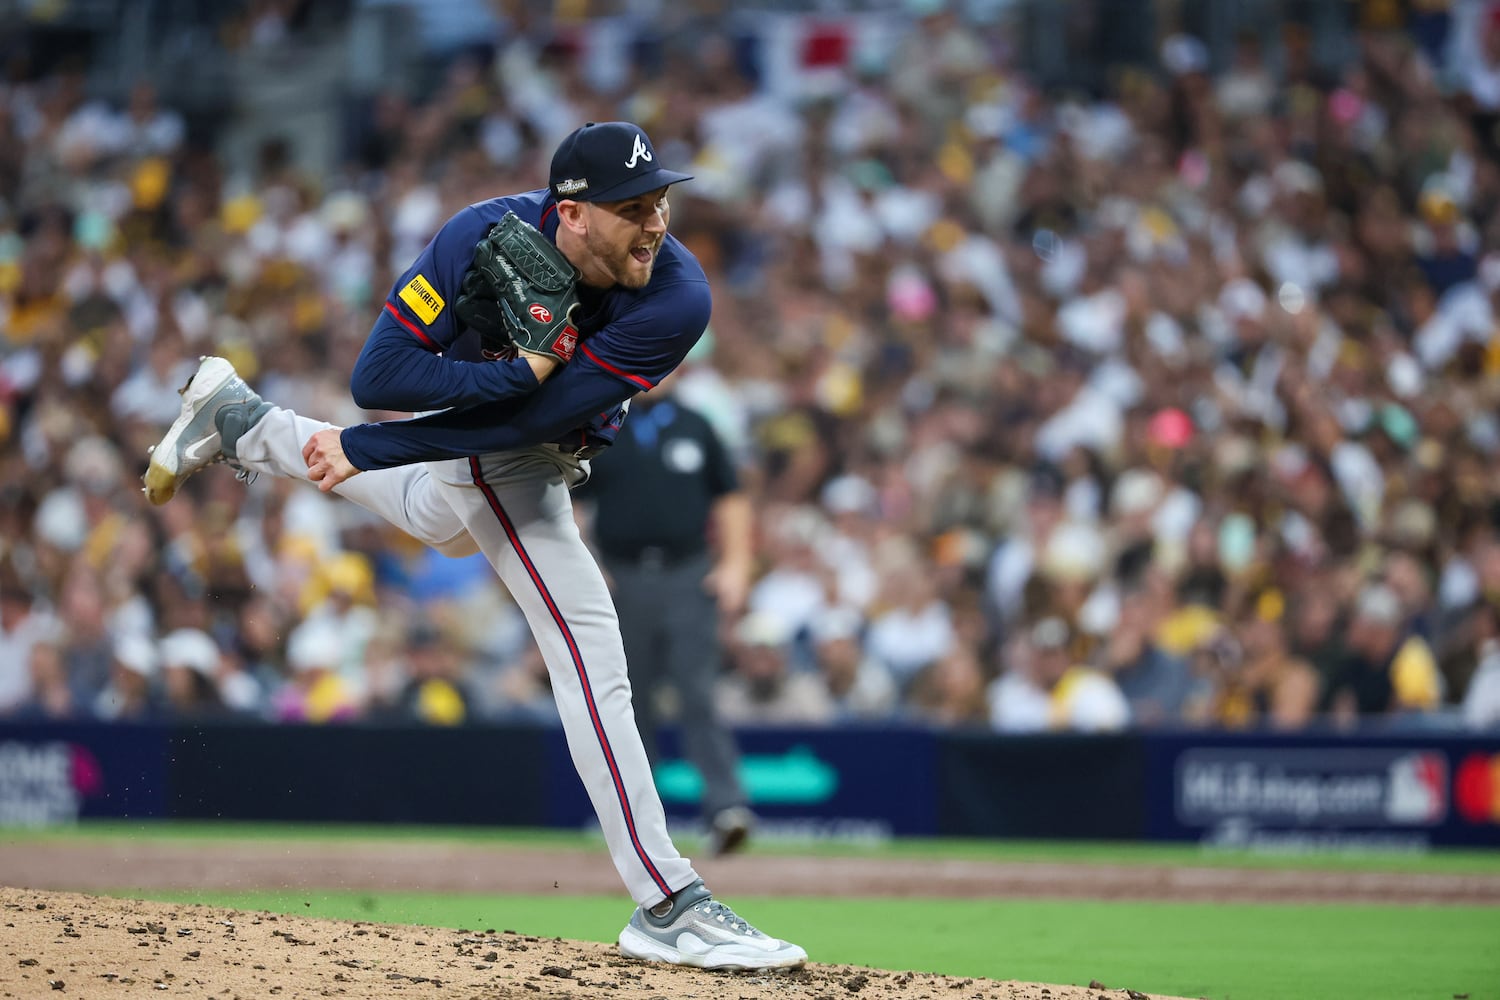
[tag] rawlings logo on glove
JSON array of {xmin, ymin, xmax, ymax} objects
[{"xmin": 454, "ymin": 212, "xmax": 583, "ymax": 363}]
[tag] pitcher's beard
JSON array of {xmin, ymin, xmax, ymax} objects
[{"xmin": 588, "ymin": 231, "xmax": 655, "ymax": 289}]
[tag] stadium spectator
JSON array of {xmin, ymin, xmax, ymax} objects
[
  {"xmin": 387, "ymin": 622, "xmax": 475, "ymax": 726},
  {"xmin": 808, "ymin": 606, "xmax": 899, "ymax": 722},
  {"xmin": 1321, "ymin": 583, "xmax": 1444, "ymax": 721},
  {"xmin": 1460, "ymin": 597, "xmax": 1500, "ymax": 728},
  {"xmin": 865, "ymin": 560, "xmax": 958, "ymax": 691},
  {"xmin": 53, "ymin": 564, "xmax": 114, "ymax": 711},
  {"xmin": 0, "ymin": 563, "xmax": 57, "ymax": 715},
  {"xmin": 94, "ymin": 633, "xmax": 162, "ymax": 722},
  {"xmin": 1100, "ymin": 576, "xmax": 1195, "ymax": 727},
  {"xmin": 988, "ymin": 616, "xmax": 1130, "ymax": 732},
  {"xmin": 2, "ymin": 3, "xmax": 1500, "ymax": 732},
  {"xmin": 717, "ymin": 612, "xmax": 834, "ymax": 726},
  {"xmin": 270, "ymin": 617, "xmax": 361, "ymax": 724},
  {"xmin": 159, "ymin": 628, "xmax": 230, "ymax": 719},
  {"xmin": 488, "ymin": 641, "xmax": 560, "ymax": 724},
  {"xmin": 10, "ymin": 636, "xmax": 72, "ymax": 721},
  {"xmin": 1182, "ymin": 598, "xmax": 1320, "ymax": 730},
  {"xmin": 906, "ymin": 643, "xmax": 990, "ymax": 727}
]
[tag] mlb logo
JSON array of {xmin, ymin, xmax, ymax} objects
[
  {"xmin": 554, "ymin": 328, "xmax": 578, "ymax": 361},
  {"xmin": 1386, "ymin": 752, "xmax": 1448, "ymax": 824},
  {"xmin": 529, "ymin": 303, "xmax": 553, "ymax": 323}
]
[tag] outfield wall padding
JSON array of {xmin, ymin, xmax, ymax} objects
[{"xmin": 2, "ymin": 721, "xmax": 1497, "ymax": 846}]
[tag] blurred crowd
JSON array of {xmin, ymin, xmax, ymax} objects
[{"xmin": 4, "ymin": 0, "xmax": 1500, "ymax": 733}]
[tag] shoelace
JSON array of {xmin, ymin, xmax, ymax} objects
[
  {"xmin": 691, "ymin": 900, "xmax": 757, "ymax": 935},
  {"xmin": 209, "ymin": 452, "xmax": 259, "ymax": 487}
]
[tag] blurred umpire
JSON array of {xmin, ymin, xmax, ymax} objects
[{"xmin": 577, "ymin": 370, "xmax": 755, "ymax": 855}]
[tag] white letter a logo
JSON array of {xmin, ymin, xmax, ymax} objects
[{"xmin": 626, "ymin": 133, "xmax": 653, "ymax": 169}]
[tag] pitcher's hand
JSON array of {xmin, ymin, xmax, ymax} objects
[{"xmin": 303, "ymin": 428, "xmax": 362, "ymax": 492}]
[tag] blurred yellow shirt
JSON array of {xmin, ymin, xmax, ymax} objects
[
  {"xmin": 1155, "ymin": 605, "xmax": 1220, "ymax": 657},
  {"xmin": 1391, "ymin": 635, "xmax": 1443, "ymax": 710}
]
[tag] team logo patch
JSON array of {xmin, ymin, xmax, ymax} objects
[
  {"xmin": 626, "ymin": 133, "xmax": 653, "ymax": 168},
  {"xmin": 554, "ymin": 327, "xmax": 578, "ymax": 361},
  {"xmin": 529, "ymin": 303, "xmax": 552, "ymax": 323},
  {"xmin": 399, "ymin": 273, "xmax": 445, "ymax": 325}
]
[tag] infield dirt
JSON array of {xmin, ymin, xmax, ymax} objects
[
  {"xmin": 1, "ymin": 887, "xmax": 1191, "ymax": 1000},
  {"xmin": 4, "ymin": 838, "xmax": 1496, "ymax": 999}
]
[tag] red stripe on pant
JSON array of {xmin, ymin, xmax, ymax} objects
[{"xmin": 468, "ymin": 457, "xmax": 672, "ymax": 898}]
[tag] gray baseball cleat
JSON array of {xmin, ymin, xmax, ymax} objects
[
  {"xmin": 142, "ymin": 356, "xmax": 271, "ymax": 505},
  {"xmin": 617, "ymin": 878, "xmax": 807, "ymax": 971}
]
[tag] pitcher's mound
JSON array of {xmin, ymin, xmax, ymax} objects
[{"xmin": 0, "ymin": 887, "xmax": 1190, "ymax": 999}]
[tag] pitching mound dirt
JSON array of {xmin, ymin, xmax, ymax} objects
[{"xmin": 1, "ymin": 888, "xmax": 1191, "ymax": 1000}]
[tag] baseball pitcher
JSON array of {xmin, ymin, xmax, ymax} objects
[{"xmin": 141, "ymin": 121, "xmax": 805, "ymax": 971}]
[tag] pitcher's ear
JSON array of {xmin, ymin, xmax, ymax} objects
[{"xmin": 555, "ymin": 199, "xmax": 589, "ymax": 232}]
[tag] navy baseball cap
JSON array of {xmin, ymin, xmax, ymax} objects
[{"xmin": 549, "ymin": 121, "xmax": 693, "ymax": 203}]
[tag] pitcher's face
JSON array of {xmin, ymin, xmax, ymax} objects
[{"xmin": 582, "ymin": 187, "xmax": 671, "ymax": 289}]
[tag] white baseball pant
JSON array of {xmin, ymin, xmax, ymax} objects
[{"xmin": 235, "ymin": 407, "xmax": 700, "ymax": 907}]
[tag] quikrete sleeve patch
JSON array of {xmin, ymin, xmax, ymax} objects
[{"xmin": 399, "ymin": 273, "xmax": 445, "ymax": 325}]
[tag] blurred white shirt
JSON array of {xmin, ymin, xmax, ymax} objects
[
  {"xmin": 0, "ymin": 607, "xmax": 60, "ymax": 713},
  {"xmin": 866, "ymin": 601, "xmax": 956, "ymax": 685},
  {"xmin": 1464, "ymin": 643, "xmax": 1500, "ymax": 730},
  {"xmin": 988, "ymin": 669, "xmax": 1130, "ymax": 733}
]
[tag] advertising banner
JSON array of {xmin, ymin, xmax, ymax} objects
[
  {"xmin": 168, "ymin": 723, "xmax": 550, "ymax": 826},
  {"xmin": 1146, "ymin": 733, "xmax": 1500, "ymax": 848},
  {"xmin": 5, "ymin": 719, "xmax": 1498, "ymax": 849},
  {"xmin": 0, "ymin": 723, "xmax": 168, "ymax": 824},
  {"xmin": 937, "ymin": 733, "xmax": 1146, "ymax": 839},
  {"xmin": 545, "ymin": 725, "xmax": 939, "ymax": 838}
]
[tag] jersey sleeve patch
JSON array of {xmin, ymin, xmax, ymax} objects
[{"xmin": 399, "ymin": 273, "xmax": 445, "ymax": 325}]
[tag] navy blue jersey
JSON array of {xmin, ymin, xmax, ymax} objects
[{"xmin": 340, "ymin": 189, "xmax": 712, "ymax": 471}]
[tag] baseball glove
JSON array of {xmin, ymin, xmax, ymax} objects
[{"xmin": 454, "ymin": 211, "xmax": 583, "ymax": 363}]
